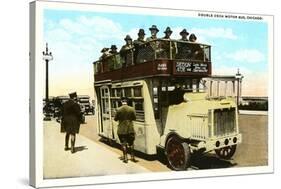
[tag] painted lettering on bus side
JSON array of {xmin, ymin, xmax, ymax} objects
[
  {"xmin": 175, "ymin": 61, "xmax": 208, "ymax": 73},
  {"xmin": 157, "ymin": 63, "xmax": 167, "ymax": 71},
  {"xmin": 175, "ymin": 62, "xmax": 192, "ymax": 72}
]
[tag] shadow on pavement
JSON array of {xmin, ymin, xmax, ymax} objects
[
  {"xmin": 74, "ymin": 146, "xmax": 88, "ymax": 153},
  {"xmin": 190, "ymin": 153, "xmax": 237, "ymax": 169},
  {"xmin": 99, "ymin": 137, "xmax": 236, "ymax": 170}
]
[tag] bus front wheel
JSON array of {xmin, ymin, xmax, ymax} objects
[
  {"xmin": 165, "ymin": 136, "xmax": 190, "ymax": 171},
  {"xmin": 215, "ymin": 145, "xmax": 236, "ymax": 159}
]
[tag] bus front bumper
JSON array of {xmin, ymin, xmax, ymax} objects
[{"xmin": 190, "ymin": 133, "xmax": 242, "ymax": 152}]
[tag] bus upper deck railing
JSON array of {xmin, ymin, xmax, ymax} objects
[{"xmin": 93, "ymin": 39, "xmax": 211, "ymax": 75}]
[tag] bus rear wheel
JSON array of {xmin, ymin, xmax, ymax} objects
[
  {"xmin": 165, "ymin": 136, "xmax": 190, "ymax": 171},
  {"xmin": 215, "ymin": 145, "xmax": 236, "ymax": 159}
]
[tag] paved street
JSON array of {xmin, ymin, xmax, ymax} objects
[
  {"xmin": 43, "ymin": 119, "xmax": 150, "ymax": 179},
  {"xmin": 44, "ymin": 112, "xmax": 268, "ymax": 178}
]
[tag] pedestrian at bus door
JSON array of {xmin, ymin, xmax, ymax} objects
[{"xmin": 114, "ymin": 97, "xmax": 137, "ymax": 163}]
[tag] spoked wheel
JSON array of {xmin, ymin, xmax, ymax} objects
[
  {"xmin": 215, "ymin": 145, "xmax": 237, "ymax": 159},
  {"xmin": 165, "ymin": 136, "xmax": 191, "ymax": 171}
]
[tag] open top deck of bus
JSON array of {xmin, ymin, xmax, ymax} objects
[{"xmin": 93, "ymin": 39, "xmax": 211, "ymax": 82}]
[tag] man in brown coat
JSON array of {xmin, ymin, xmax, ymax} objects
[
  {"xmin": 114, "ymin": 97, "xmax": 137, "ymax": 163},
  {"xmin": 61, "ymin": 92, "xmax": 82, "ymax": 153}
]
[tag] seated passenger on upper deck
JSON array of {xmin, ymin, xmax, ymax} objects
[
  {"xmin": 189, "ymin": 34, "xmax": 204, "ymax": 60},
  {"xmin": 176, "ymin": 29, "xmax": 192, "ymax": 59},
  {"xmin": 120, "ymin": 35, "xmax": 135, "ymax": 67}
]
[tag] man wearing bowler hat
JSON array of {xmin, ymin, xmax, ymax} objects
[
  {"xmin": 61, "ymin": 92, "xmax": 82, "ymax": 153},
  {"xmin": 114, "ymin": 97, "xmax": 137, "ymax": 163}
]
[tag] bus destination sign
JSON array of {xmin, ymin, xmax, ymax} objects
[{"xmin": 175, "ymin": 61, "xmax": 208, "ymax": 74}]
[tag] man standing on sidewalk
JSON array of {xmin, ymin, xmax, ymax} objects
[
  {"xmin": 114, "ymin": 97, "xmax": 137, "ymax": 163},
  {"xmin": 61, "ymin": 92, "xmax": 82, "ymax": 153}
]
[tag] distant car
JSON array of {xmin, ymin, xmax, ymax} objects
[
  {"xmin": 78, "ymin": 95, "xmax": 95, "ymax": 115},
  {"xmin": 43, "ymin": 97, "xmax": 55, "ymax": 116}
]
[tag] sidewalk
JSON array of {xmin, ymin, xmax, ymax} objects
[{"xmin": 43, "ymin": 120, "xmax": 150, "ymax": 179}]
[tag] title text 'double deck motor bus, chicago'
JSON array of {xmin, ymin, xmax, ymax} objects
[{"xmin": 93, "ymin": 38, "xmax": 242, "ymax": 170}]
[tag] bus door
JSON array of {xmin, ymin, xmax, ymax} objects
[{"xmin": 99, "ymin": 86, "xmax": 114, "ymax": 139}]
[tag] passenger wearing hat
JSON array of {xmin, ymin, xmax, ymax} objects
[
  {"xmin": 146, "ymin": 25, "xmax": 159, "ymax": 42},
  {"xmin": 109, "ymin": 45, "xmax": 118, "ymax": 54},
  {"xmin": 162, "ymin": 27, "xmax": 173, "ymax": 39},
  {"xmin": 60, "ymin": 92, "xmax": 83, "ymax": 153},
  {"xmin": 108, "ymin": 45, "xmax": 121, "ymax": 70},
  {"xmin": 120, "ymin": 35, "xmax": 135, "ymax": 66},
  {"xmin": 188, "ymin": 33, "xmax": 203, "ymax": 60},
  {"xmin": 114, "ymin": 97, "xmax": 137, "ymax": 163},
  {"xmin": 161, "ymin": 27, "xmax": 176, "ymax": 59},
  {"xmin": 134, "ymin": 29, "xmax": 146, "ymax": 45},
  {"xmin": 146, "ymin": 25, "xmax": 160, "ymax": 60},
  {"xmin": 133, "ymin": 29, "xmax": 146, "ymax": 63},
  {"xmin": 179, "ymin": 29, "xmax": 189, "ymax": 41},
  {"xmin": 189, "ymin": 33, "xmax": 197, "ymax": 42},
  {"xmin": 176, "ymin": 29, "xmax": 192, "ymax": 59},
  {"xmin": 99, "ymin": 47, "xmax": 110, "ymax": 60}
]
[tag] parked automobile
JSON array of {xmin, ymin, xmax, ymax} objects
[{"xmin": 78, "ymin": 95, "xmax": 95, "ymax": 115}]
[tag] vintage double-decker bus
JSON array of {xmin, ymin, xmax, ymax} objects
[{"xmin": 93, "ymin": 38, "xmax": 242, "ymax": 170}]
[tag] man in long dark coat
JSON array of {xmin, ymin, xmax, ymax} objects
[
  {"xmin": 114, "ymin": 97, "xmax": 137, "ymax": 163},
  {"xmin": 61, "ymin": 92, "xmax": 82, "ymax": 153}
]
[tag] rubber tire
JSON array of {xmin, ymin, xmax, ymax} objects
[{"xmin": 165, "ymin": 136, "xmax": 191, "ymax": 171}]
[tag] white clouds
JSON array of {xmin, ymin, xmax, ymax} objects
[
  {"xmin": 225, "ymin": 49, "xmax": 265, "ymax": 63},
  {"xmin": 44, "ymin": 16, "xmax": 129, "ymax": 97}
]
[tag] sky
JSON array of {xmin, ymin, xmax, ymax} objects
[{"xmin": 43, "ymin": 9, "xmax": 269, "ymax": 99}]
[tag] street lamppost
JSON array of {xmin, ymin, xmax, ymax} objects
[
  {"xmin": 235, "ymin": 68, "xmax": 244, "ymax": 106},
  {"xmin": 43, "ymin": 43, "xmax": 53, "ymax": 121}
]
